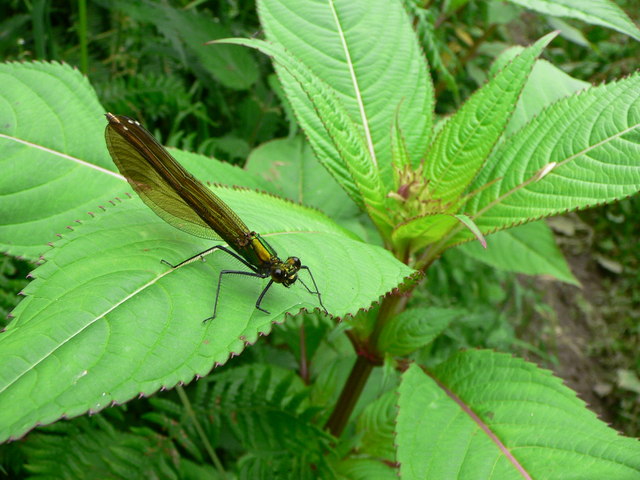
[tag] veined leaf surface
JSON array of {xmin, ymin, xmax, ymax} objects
[
  {"xmin": 397, "ymin": 352, "xmax": 640, "ymax": 479},
  {"xmin": 0, "ymin": 189, "xmax": 416, "ymax": 442}
]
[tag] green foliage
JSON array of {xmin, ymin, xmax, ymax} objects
[
  {"xmin": 417, "ymin": 250, "xmax": 549, "ymax": 366},
  {"xmin": 397, "ymin": 355, "xmax": 640, "ymax": 479},
  {"xmin": 97, "ymin": 74, "xmax": 198, "ymax": 128},
  {"xmin": 15, "ymin": 363, "xmax": 334, "ymax": 478},
  {"xmin": 506, "ymin": 0, "xmax": 640, "ymax": 41},
  {"xmin": 146, "ymin": 364, "xmax": 335, "ymax": 478},
  {"xmin": 1, "ymin": 0, "xmax": 639, "ymax": 477},
  {"xmin": 22, "ymin": 414, "xmax": 184, "ymax": 480},
  {"xmin": 208, "ymin": 365, "xmax": 334, "ymax": 478},
  {"xmin": 460, "ymin": 221, "xmax": 579, "ymax": 285},
  {"xmin": 377, "ymin": 307, "xmax": 465, "ymax": 356},
  {"xmin": 0, "ymin": 183, "xmax": 413, "ymax": 442},
  {"xmin": 463, "ymin": 76, "xmax": 640, "ymax": 241},
  {"xmin": 425, "ymin": 34, "xmax": 553, "ymax": 206}
]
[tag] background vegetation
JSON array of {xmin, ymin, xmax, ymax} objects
[{"xmin": 0, "ymin": 0, "xmax": 638, "ymax": 477}]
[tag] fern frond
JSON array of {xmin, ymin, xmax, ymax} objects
[{"xmin": 22, "ymin": 415, "xmax": 180, "ymax": 480}]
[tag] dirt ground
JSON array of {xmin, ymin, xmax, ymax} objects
[
  {"xmin": 522, "ymin": 215, "xmax": 638, "ymax": 437},
  {"xmin": 533, "ymin": 254, "xmax": 613, "ymax": 422}
]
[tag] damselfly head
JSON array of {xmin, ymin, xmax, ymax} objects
[{"xmin": 271, "ymin": 257, "xmax": 301, "ymax": 287}]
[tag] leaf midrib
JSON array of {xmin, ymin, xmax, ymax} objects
[{"xmin": 0, "ymin": 133, "xmax": 123, "ymax": 180}]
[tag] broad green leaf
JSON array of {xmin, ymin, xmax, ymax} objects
[
  {"xmin": 547, "ymin": 17, "xmax": 591, "ymax": 47},
  {"xmin": 377, "ymin": 307, "xmax": 464, "ymax": 356},
  {"xmin": 220, "ymin": 38, "xmax": 392, "ymax": 232},
  {"xmin": 245, "ymin": 136, "xmax": 359, "ymax": 220},
  {"xmin": 507, "ymin": 59, "xmax": 591, "ymax": 136},
  {"xmin": 171, "ymin": 148, "xmax": 273, "ymax": 193},
  {"xmin": 0, "ymin": 62, "xmax": 270, "ymax": 261},
  {"xmin": 397, "ymin": 352, "xmax": 640, "ymax": 479},
  {"xmin": 258, "ymin": 0, "xmax": 434, "ymax": 186},
  {"xmin": 459, "ymin": 74, "xmax": 640, "ymax": 241},
  {"xmin": 459, "ymin": 221, "xmax": 579, "ymax": 285},
  {"xmin": 506, "ymin": 0, "xmax": 640, "ymax": 41},
  {"xmin": 0, "ymin": 191, "xmax": 416, "ymax": 442},
  {"xmin": 0, "ymin": 61, "xmax": 122, "ymax": 260},
  {"xmin": 489, "ymin": 50, "xmax": 590, "ymax": 136},
  {"xmin": 425, "ymin": 33, "xmax": 556, "ymax": 205}
]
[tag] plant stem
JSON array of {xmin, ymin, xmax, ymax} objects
[
  {"xmin": 32, "ymin": 0, "xmax": 47, "ymax": 59},
  {"xmin": 325, "ymin": 293, "xmax": 406, "ymax": 437},
  {"xmin": 324, "ymin": 354, "xmax": 374, "ymax": 437},
  {"xmin": 369, "ymin": 292, "xmax": 404, "ymax": 349},
  {"xmin": 77, "ymin": 0, "xmax": 88, "ymax": 74},
  {"xmin": 176, "ymin": 385, "xmax": 227, "ymax": 476},
  {"xmin": 299, "ymin": 321, "xmax": 309, "ymax": 384}
]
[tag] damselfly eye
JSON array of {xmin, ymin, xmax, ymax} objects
[
  {"xmin": 272, "ymin": 267, "xmax": 285, "ymax": 283},
  {"xmin": 289, "ymin": 257, "xmax": 301, "ymax": 269}
]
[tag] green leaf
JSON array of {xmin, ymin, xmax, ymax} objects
[
  {"xmin": 461, "ymin": 73, "xmax": 640, "ymax": 240},
  {"xmin": 245, "ymin": 136, "xmax": 359, "ymax": 220},
  {"xmin": 506, "ymin": 0, "xmax": 640, "ymax": 41},
  {"xmin": 547, "ymin": 17, "xmax": 591, "ymax": 47},
  {"xmin": 425, "ymin": 33, "xmax": 556, "ymax": 205},
  {"xmin": 507, "ymin": 59, "xmax": 591, "ymax": 136},
  {"xmin": 396, "ymin": 352, "xmax": 640, "ymax": 479},
  {"xmin": 220, "ymin": 38, "xmax": 392, "ymax": 232},
  {"xmin": 356, "ymin": 391, "xmax": 396, "ymax": 462},
  {"xmin": 0, "ymin": 61, "xmax": 122, "ymax": 259},
  {"xmin": 459, "ymin": 221, "xmax": 579, "ymax": 285},
  {"xmin": 391, "ymin": 214, "xmax": 459, "ymax": 252},
  {"xmin": 0, "ymin": 190, "xmax": 415, "ymax": 442},
  {"xmin": 377, "ymin": 307, "xmax": 464, "ymax": 356},
  {"xmin": 171, "ymin": 148, "xmax": 273, "ymax": 193},
  {"xmin": 0, "ymin": 62, "xmax": 270, "ymax": 261},
  {"xmin": 489, "ymin": 49, "xmax": 590, "ymax": 136},
  {"xmin": 258, "ymin": 0, "xmax": 434, "ymax": 186}
]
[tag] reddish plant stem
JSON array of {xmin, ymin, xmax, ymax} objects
[
  {"xmin": 324, "ymin": 354, "xmax": 374, "ymax": 437},
  {"xmin": 299, "ymin": 322, "xmax": 309, "ymax": 384},
  {"xmin": 324, "ymin": 293, "xmax": 405, "ymax": 437}
]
